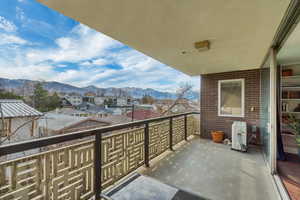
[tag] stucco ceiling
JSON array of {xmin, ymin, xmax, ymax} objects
[
  {"xmin": 278, "ymin": 21, "xmax": 300, "ymax": 65},
  {"xmin": 37, "ymin": 0, "xmax": 290, "ymax": 75}
]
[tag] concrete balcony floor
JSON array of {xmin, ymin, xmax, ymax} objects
[{"xmin": 143, "ymin": 138, "xmax": 278, "ymax": 200}]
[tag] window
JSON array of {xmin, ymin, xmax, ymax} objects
[{"xmin": 218, "ymin": 79, "xmax": 245, "ymax": 117}]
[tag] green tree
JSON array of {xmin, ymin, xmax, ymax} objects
[
  {"xmin": 33, "ymin": 83, "xmax": 49, "ymax": 112},
  {"xmin": 46, "ymin": 92, "xmax": 61, "ymax": 111},
  {"xmin": 0, "ymin": 91, "xmax": 22, "ymax": 100}
]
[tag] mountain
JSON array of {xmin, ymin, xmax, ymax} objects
[{"xmin": 0, "ymin": 78, "xmax": 199, "ymax": 100}]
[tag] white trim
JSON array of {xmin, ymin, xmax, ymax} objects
[
  {"xmin": 273, "ymin": 174, "xmax": 291, "ymax": 200},
  {"xmin": 218, "ymin": 78, "xmax": 245, "ymax": 118},
  {"xmin": 270, "ymin": 48, "xmax": 277, "ymax": 174}
]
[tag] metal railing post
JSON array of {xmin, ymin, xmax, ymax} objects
[
  {"xmin": 184, "ymin": 115, "xmax": 187, "ymax": 141},
  {"xmin": 169, "ymin": 117, "xmax": 173, "ymax": 151},
  {"xmin": 94, "ymin": 132, "xmax": 102, "ymax": 200},
  {"xmin": 144, "ymin": 123, "xmax": 150, "ymax": 167}
]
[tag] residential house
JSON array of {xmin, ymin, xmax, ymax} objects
[
  {"xmin": 64, "ymin": 94, "xmax": 83, "ymax": 106},
  {"xmin": 94, "ymin": 96, "xmax": 106, "ymax": 106},
  {"xmin": 0, "ymin": 99, "xmax": 43, "ymax": 143},
  {"xmin": 60, "ymin": 97, "xmax": 73, "ymax": 108},
  {"xmin": 132, "ymin": 98, "xmax": 140, "ymax": 105},
  {"xmin": 170, "ymin": 103, "xmax": 193, "ymax": 113},
  {"xmin": 77, "ymin": 102, "xmax": 113, "ymax": 118},
  {"xmin": 101, "ymin": 114, "xmax": 132, "ymax": 125},
  {"xmin": 83, "ymin": 92, "xmax": 96, "ymax": 103},
  {"xmin": 52, "ymin": 107, "xmax": 90, "ymax": 117},
  {"xmin": 126, "ymin": 109, "xmax": 160, "ymax": 120},
  {"xmin": 107, "ymin": 107, "xmax": 123, "ymax": 115},
  {"xmin": 116, "ymin": 97, "xmax": 132, "ymax": 106},
  {"xmin": 39, "ymin": 113, "xmax": 110, "ymax": 135},
  {"xmin": 136, "ymin": 104, "xmax": 157, "ymax": 111},
  {"xmin": 0, "ymin": 99, "xmax": 43, "ymax": 160},
  {"xmin": 94, "ymin": 96, "xmax": 132, "ymax": 106}
]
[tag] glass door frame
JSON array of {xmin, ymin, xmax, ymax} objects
[
  {"xmin": 260, "ymin": 48, "xmax": 278, "ymax": 174},
  {"xmin": 269, "ymin": 48, "xmax": 278, "ymax": 174}
]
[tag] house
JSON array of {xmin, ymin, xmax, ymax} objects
[
  {"xmin": 83, "ymin": 92, "xmax": 96, "ymax": 103},
  {"xmin": 170, "ymin": 103, "xmax": 193, "ymax": 113},
  {"xmin": 39, "ymin": 113, "xmax": 110, "ymax": 135},
  {"xmin": 4, "ymin": 1, "xmax": 300, "ymax": 200},
  {"xmin": 94, "ymin": 96, "xmax": 106, "ymax": 106},
  {"xmin": 51, "ymin": 107, "xmax": 90, "ymax": 117},
  {"xmin": 0, "ymin": 99, "xmax": 43, "ymax": 160},
  {"xmin": 136, "ymin": 104, "xmax": 157, "ymax": 111},
  {"xmin": 106, "ymin": 107, "xmax": 123, "ymax": 115},
  {"xmin": 94, "ymin": 96, "xmax": 132, "ymax": 106},
  {"xmin": 60, "ymin": 97, "xmax": 73, "ymax": 108},
  {"xmin": 132, "ymin": 98, "xmax": 140, "ymax": 105},
  {"xmin": 101, "ymin": 114, "xmax": 132, "ymax": 125},
  {"xmin": 126, "ymin": 109, "xmax": 160, "ymax": 120},
  {"xmin": 64, "ymin": 94, "xmax": 83, "ymax": 106},
  {"xmin": 77, "ymin": 102, "xmax": 113, "ymax": 118},
  {"xmin": 0, "ymin": 99, "xmax": 43, "ymax": 143},
  {"xmin": 116, "ymin": 97, "xmax": 132, "ymax": 106}
]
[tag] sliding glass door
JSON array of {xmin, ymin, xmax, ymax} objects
[
  {"xmin": 260, "ymin": 50, "xmax": 278, "ymax": 173},
  {"xmin": 260, "ymin": 58, "xmax": 271, "ymax": 165}
]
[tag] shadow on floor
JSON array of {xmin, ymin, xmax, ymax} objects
[{"xmin": 143, "ymin": 138, "xmax": 278, "ymax": 200}]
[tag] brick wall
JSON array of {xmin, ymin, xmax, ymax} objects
[{"xmin": 200, "ymin": 69, "xmax": 260, "ymax": 139}]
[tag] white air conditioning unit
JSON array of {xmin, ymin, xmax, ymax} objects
[{"xmin": 232, "ymin": 121, "xmax": 247, "ymax": 152}]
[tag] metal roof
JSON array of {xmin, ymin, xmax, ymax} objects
[
  {"xmin": 0, "ymin": 99, "xmax": 43, "ymax": 118},
  {"xmin": 38, "ymin": 113, "xmax": 88, "ymax": 131}
]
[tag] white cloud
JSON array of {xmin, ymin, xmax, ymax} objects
[
  {"xmin": 0, "ymin": 16, "xmax": 17, "ymax": 32},
  {"xmin": 26, "ymin": 24, "xmax": 122, "ymax": 63},
  {"xmin": 0, "ymin": 33, "xmax": 27, "ymax": 45},
  {"xmin": 93, "ymin": 58, "xmax": 109, "ymax": 66},
  {"xmin": 80, "ymin": 58, "xmax": 109, "ymax": 67},
  {"xmin": 0, "ymin": 63, "xmax": 54, "ymax": 81},
  {"xmin": 0, "ymin": 21, "xmax": 199, "ymax": 93}
]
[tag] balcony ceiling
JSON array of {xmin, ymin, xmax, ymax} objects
[{"xmin": 37, "ymin": 0, "xmax": 290, "ymax": 75}]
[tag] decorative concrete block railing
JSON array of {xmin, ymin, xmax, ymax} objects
[{"xmin": 0, "ymin": 112, "xmax": 199, "ymax": 200}]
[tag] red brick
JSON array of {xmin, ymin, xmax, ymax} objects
[{"xmin": 200, "ymin": 69, "xmax": 260, "ymax": 139}]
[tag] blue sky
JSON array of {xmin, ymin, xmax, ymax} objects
[{"xmin": 0, "ymin": 0, "xmax": 200, "ymax": 92}]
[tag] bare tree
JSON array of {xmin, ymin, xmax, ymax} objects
[
  {"xmin": 21, "ymin": 81, "xmax": 35, "ymax": 97},
  {"xmin": 161, "ymin": 83, "xmax": 192, "ymax": 116},
  {"xmin": 0, "ymin": 116, "xmax": 42, "ymax": 145}
]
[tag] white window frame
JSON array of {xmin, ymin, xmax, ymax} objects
[{"xmin": 218, "ymin": 78, "xmax": 245, "ymax": 118}]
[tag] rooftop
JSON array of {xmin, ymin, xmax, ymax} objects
[
  {"xmin": 0, "ymin": 99, "xmax": 43, "ymax": 118},
  {"xmin": 126, "ymin": 109, "xmax": 161, "ymax": 120},
  {"xmin": 101, "ymin": 114, "xmax": 132, "ymax": 124},
  {"xmin": 38, "ymin": 113, "xmax": 88, "ymax": 131}
]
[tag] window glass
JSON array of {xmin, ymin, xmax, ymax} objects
[{"xmin": 219, "ymin": 79, "xmax": 244, "ymax": 117}]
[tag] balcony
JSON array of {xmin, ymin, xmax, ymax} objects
[
  {"xmin": 144, "ymin": 139, "xmax": 278, "ymax": 200},
  {"xmin": 0, "ymin": 112, "xmax": 276, "ymax": 200}
]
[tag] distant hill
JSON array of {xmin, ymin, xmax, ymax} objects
[{"xmin": 0, "ymin": 78, "xmax": 199, "ymax": 100}]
